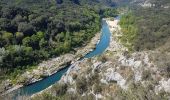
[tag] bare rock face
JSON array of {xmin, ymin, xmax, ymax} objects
[
  {"xmin": 1, "ymin": 80, "xmax": 12, "ymax": 91},
  {"xmin": 155, "ymin": 78, "xmax": 170, "ymax": 93},
  {"xmin": 104, "ymin": 68, "xmax": 127, "ymax": 89}
]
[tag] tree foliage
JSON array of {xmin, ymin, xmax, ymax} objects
[
  {"xmin": 120, "ymin": 5, "xmax": 170, "ymax": 51},
  {"xmin": 0, "ymin": 0, "xmax": 118, "ymax": 80}
]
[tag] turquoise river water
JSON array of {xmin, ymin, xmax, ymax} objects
[{"xmin": 12, "ymin": 18, "xmax": 113, "ymax": 99}]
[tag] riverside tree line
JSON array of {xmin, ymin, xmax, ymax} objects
[{"xmin": 0, "ymin": 0, "xmax": 117, "ymax": 81}]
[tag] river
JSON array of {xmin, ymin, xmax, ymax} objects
[{"xmin": 12, "ymin": 18, "xmax": 112, "ymax": 99}]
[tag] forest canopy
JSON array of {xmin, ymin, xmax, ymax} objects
[
  {"xmin": 119, "ymin": 5, "xmax": 170, "ymax": 51},
  {"xmin": 0, "ymin": 0, "xmax": 118, "ymax": 80}
]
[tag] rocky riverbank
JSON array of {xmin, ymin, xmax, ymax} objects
[
  {"xmin": 0, "ymin": 32, "xmax": 101, "ymax": 96},
  {"xmin": 49, "ymin": 18, "xmax": 170, "ymax": 99},
  {"xmin": 4, "ymin": 17, "xmax": 170, "ymax": 99},
  {"xmin": 31, "ymin": 17, "xmax": 132, "ymax": 99},
  {"xmin": 29, "ymin": 33, "xmax": 101, "ymax": 98}
]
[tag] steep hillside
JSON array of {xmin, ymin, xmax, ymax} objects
[
  {"xmin": 0, "ymin": 0, "xmax": 170, "ymax": 100},
  {"xmin": 120, "ymin": 0, "xmax": 170, "ymax": 51},
  {"xmin": 31, "ymin": 17, "xmax": 170, "ymax": 100},
  {"xmin": 29, "ymin": 0, "xmax": 170, "ymax": 100},
  {"xmin": 131, "ymin": 0, "xmax": 170, "ymax": 7},
  {"xmin": 0, "ymin": 0, "xmax": 118, "ymax": 97},
  {"xmin": 0, "ymin": 0, "xmax": 132, "ymax": 8}
]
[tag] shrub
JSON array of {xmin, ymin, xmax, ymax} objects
[
  {"xmin": 31, "ymin": 93, "xmax": 56, "ymax": 100},
  {"xmin": 142, "ymin": 70, "xmax": 152, "ymax": 80},
  {"xmin": 93, "ymin": 83, "xmax": 102, "ymax": 94},
  {"xmin": 53, "ymin": 83, "xmax": 68, "ymax": 96},
  {"xmin": 76, "ymin": 77, "xmax": 88, "ymax": 94}
]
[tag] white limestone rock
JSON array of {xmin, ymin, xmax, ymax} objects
[
  {"xmin": 155, "ymin": 78, "xmax": 170, "ymax": 93},
  {"xmin": 105, "ymin": 68, "xmax": 127, "ymax": 89}
]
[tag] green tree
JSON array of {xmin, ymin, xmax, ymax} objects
[
  {"xmin": 39, "ymin": 38, "xmax": 48, "ymax": 48},
  {"xmin": 22, "ymin": 37, "xmax": 32, "ymax": 47},
  {"xmin": 18, "ymin": 22, "xmax": 34, "ymax": 36},
  {"xmin": 2, "ymin": 31, "xmax": 13, "ymax": 45},
  {"xmin": 30, "ymin": 34, "xmax": 41, "ymax": 49},
  {"xmin": 15, "ymin": 32, "xmax": 24, "ymax": 43}
]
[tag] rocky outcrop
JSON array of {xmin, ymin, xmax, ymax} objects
[
  {"xmin": 104, "ymin": 68, "xmax": 127, "ymax": 89},
  {"xmin": 57, "ymin": 18, "xmax": 170, "ymax": 100},
  {"xmin": 1, "ymin": 54, "xmax": 75, "ymax": 95},
  {"xmin": 0, "ymin": 80, "xmax": 12, "ymax": 94},
  {"xmin": 58, "ymin": 18, "xmax": 131, "ymax": 99},
  {"xmin": 17, "ymin": 54, "xmax": 75, "ymax": 85},
  {"xmin": 155, "ymin": 78, "xmax": 170, "ymax": 93}
]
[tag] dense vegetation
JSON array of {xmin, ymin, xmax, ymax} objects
[
  {"xmin": 1, "ymin": 0, "xmax": 170, "ymax": 100},
  {"xmin": 30, "ymin": 0, "xmax": 170, "ymax": 100},
  {"xmin": 119, "ymin": 12, "xmax": 138, "ymax": 51},
  {"xmin": 0, "ymin": 0, "xmax": 118, "ymax": 81},
  {"xmin": 119, "ymin": 3, "xmax": 170, "ymax": 51}
]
